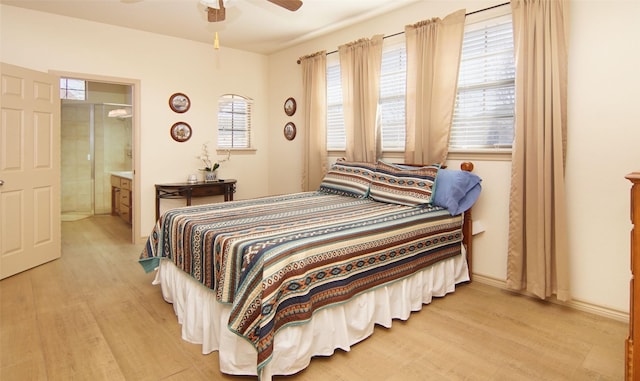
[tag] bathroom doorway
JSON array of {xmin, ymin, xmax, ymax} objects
[{"xmin": 59, "ymin": 78, "xmax": 136, "ymax": 242}]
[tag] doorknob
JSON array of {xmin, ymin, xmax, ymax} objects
[{"xmin": 0, "ymin": 180, "xmax": 4, "ymax": 186}]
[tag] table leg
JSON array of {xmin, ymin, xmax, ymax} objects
[{"xmin": 155, "ymin": 189, "xmax": 160, "ymax": 221}]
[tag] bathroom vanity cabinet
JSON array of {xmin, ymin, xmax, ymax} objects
[{"xmin": 111, "ymin": 173, "xmax": 132, "ymax": 224}]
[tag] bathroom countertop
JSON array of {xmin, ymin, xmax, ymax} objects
[{"xmin": 111, "ymin": 171, "xmax": 133, "ymax": 180}]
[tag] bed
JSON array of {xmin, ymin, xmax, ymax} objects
[{"xmin": 139, "ymin": 160, "xmax": 481, "ymax": 380}]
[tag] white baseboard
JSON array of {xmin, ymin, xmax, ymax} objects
[{"xmin": 472, "ymin": 273, "xmax": 629, "ymax": 323}]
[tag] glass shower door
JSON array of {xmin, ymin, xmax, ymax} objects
[
  {"xmin": 60, "ymin": 102, "xmax": 94, "ymax": 220},
  {"xmin": 94, "ymin": 103, "xmax": 133, "ymax": 215}
]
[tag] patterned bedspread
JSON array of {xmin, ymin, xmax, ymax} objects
[{"xmin": 139, "ymin": 191, "xmax": 463, "ymax": 373}]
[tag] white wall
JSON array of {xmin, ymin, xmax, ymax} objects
[
  {"xmin": 266, "ymin": 0, "xmax": 640, "ymax": 313},
  {"xmin": 565, "ymin": 0, "xmax": 640, "ymax": 312},
  {"xmin": 0, "ymin": 5, "xmax": 271, "ymax": 237}
]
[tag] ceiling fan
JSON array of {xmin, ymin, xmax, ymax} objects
[{"xmin": 201, "ymin": 0, "xmax": 303, "ymax": 22}]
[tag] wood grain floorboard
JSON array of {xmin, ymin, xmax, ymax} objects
[{"xmin": 0, "ymin": 215, "xmax": 628, "ymax": 380}]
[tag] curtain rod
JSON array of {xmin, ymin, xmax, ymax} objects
[{"xmin": 297, "ymin": 1, "xmax": 510, "ymax": 64}]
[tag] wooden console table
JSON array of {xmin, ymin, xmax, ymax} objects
[{"xmin": 155, "ymin": 179, "xmax": 236, "ymax": 220}]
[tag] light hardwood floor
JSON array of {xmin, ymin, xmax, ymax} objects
[{"xmin": 0, "ymin": 215, "xmax": 628, "ymax": 380}]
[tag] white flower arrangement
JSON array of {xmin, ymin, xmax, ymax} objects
[{"xmin": 198, "ymin": 142, "xmax": 230, "ymax": 172}]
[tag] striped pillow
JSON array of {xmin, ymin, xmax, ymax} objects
[
  {"xmin": 370, "ymin": 161, "xmax": 440, "ymax": 206},
  {"xmin": 318, "ymin": 160, "xmax": 376, "ymax": 198}
]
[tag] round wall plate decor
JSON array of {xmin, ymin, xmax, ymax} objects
[
  {"xmin": 284, "ymin": 97, "xmax": 296, "ymax": 116},
  {"xmin": 170, "ymin": 121, "xmax": 192, "ymax": 142},
  {"xmin": 169, "ymin": 92, "xmax": 190, "ymax": 113},
  {"xmin": 284, "ymin": 122, "xmax": 296, "ymax": 141}
]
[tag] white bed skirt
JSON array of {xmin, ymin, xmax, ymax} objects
[{"xmin": 153, "ymin": 250, "xmax": 469, "ymax": 380}]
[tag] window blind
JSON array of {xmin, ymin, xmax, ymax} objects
[
  {"xmin": 325, "ymin": 38, "xmax": 406, "ymax": 151},
  {"xmin": 378, "ymin": 38, "xmax": 406, "ymax": 151},
  {"xmin": 326, "ymin": 56, "xmax": 345, "ymax": 150},
  {"xmin": 449, "ymin": 16, "xmax": 515, "ymax": 151},
  {"xmin": 325, "ymin": 13, "xmax": 514, "ymax": 153},
  {"xmin": 218, "ymin": 94, "xmax": 252, "ymax": 149}
]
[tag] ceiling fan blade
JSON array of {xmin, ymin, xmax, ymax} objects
[
  {"xmin": 206, "ymin": 0, "xmax": 226, "ymax": 22},
  {"xmin": 267, "ymin": 0, "xmax": 303, "ymax": 12}
]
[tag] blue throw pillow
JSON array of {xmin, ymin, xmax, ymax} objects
[{"xmin": 432, "ymin": 169, "xmax": 482, "ymax": 215}]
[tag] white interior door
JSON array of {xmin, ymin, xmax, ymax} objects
[{"xmin": 1, "ymin": 62, "xmax": 61, "ymax": 279}]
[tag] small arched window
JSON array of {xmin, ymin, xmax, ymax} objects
[{"xmin": 217, "ymin": 94, "xmax": 252, "ymax": 149}]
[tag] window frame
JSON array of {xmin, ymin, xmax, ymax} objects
[
  {"xmin": 324, "ymin": 7, "xmax": 515, "ymax": 158},
  {"xmin": 217, "ymin": 94, "xmax": 253, "ymax": 150},
  {"xmin": 449, "ymin": 9, "xmax": 515, "ymax": 155},
  {"xmin": 325, "ymin": 35, "xmax": 407, "ymax": 153},
  {"xmin": 377, "ymin": 34, "xmax": 407, "ymax": 152},
  {"xmin": 60, "ymin": 78, "xmax": 87, "ymax": 101},
  {"xmin": 326, "ymin": 54, "xmax": 345, "ymax": 151}
]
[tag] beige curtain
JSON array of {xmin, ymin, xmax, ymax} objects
[
  {"xmin": 300, "ymin": 51, "xmax": 327, "ymax": 191},
  {"xmin": 507, "ymin": 0, "xmax": 570, "ymax": 301},
  {"xmin": 404, "ymin": 9, "xmax": 466, "ymax": 166},
  {"xmin": 338, "ymin": 35, "xmax": 384, "ymax": 162}
]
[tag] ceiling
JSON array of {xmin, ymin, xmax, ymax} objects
[{"xmin": 1, "ymin": 0, "xmax": 419, "ymax": 54}]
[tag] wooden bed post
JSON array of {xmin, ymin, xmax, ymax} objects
[{"xmin": 461, "ymin": 161, "xmax": 474, "ymax": 282}]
